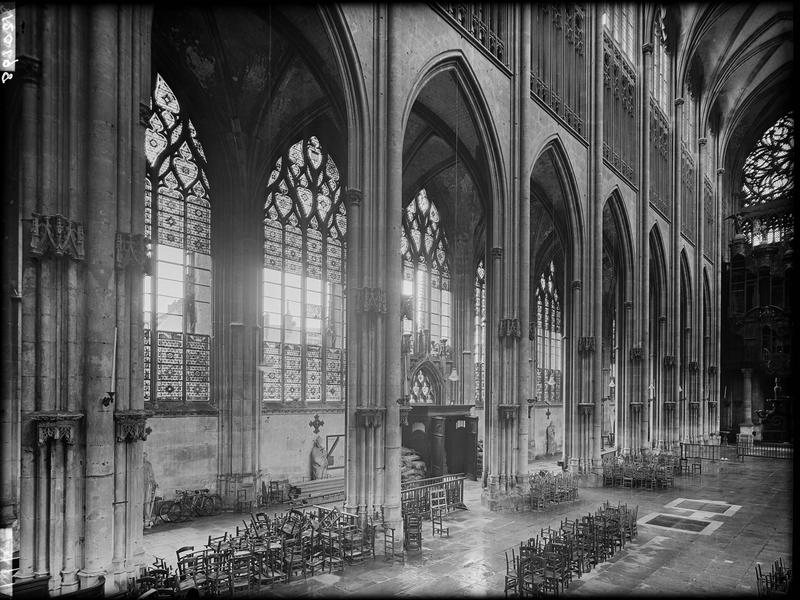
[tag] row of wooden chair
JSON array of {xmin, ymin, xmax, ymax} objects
[
  {"xmin": 529, "ymin": 471, "xmax": 579, "ymax": 510},
  {"xmin": 505, "ymin": 501, "xmax": 639, "ymax": 597},
  {"xmin": 756, "ymin": 556, "xmax": 792, "ymax": 597}
]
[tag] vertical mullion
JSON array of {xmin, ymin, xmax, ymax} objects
[
  {"xmin": 148, "ymin": 167, "xmax": 158, "ymax": 405},
  {"xmin": 281, "ymin": 224, "xmax": 287, "ymax": 404},
  {"xmin": 301, "ymin": 219, "xmax": 307, "ymax": 404},
  {"xmin": 321, "ymin": 232, "xmax": 328, "ymax": 404}
]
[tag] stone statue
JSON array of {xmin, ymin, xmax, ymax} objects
[
  {"xmin": 143, "ymin": 451, "xmax": 157, "ymax": 527},
  {"xmin": 310, "ymin": 436, "xmax": 328, "ymax": 480},
  {"xmin": 545, "ymin": 421, "xmax": 557, "ymax": 455}
]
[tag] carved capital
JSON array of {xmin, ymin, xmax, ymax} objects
[
  {"xmin": 717, "ymin": 168, "xmax": 725, "ymax": 175},
  {"xmin": 698, "ymin": 137, "xmax": 708, "ymax": 146},
  {"xmin": 342, "ymin": 188, "xmax": 363, "ymax": 208},
  {"xmin": 490, "ymin": 247, "xmax": 503, "ymax": 260},
  {"xmin": 663, "ymin": 355, "xmax": 675, "ymax": 368},
  {"xmin": 623, "ymin": 300, "xmax": 634, "ymax": 310},
  {"xmin": 571, "ymin": 280, "xmax": 582, "ymax": 290},
  {"xmin": 629, "ymin": 346, "xmax": 644, "ymax": 362},
  {"xmin": 16, "ymin": 55, "xmax": 42, "ymax": 83},
  {"xmin": 498, "ymin": 318, "xmax": 521, "ymax": 340},
  {"xmin": 497, "ymin": 404, "xmax": 518, "ymax": 422},
  {"xmin": 688, "ymin": 361, "xmax": 700, "ymax": 373},
  {"xmin": 578, "ymin": 336, "xmax": 596, "ymax": 354},
  {"xmin": 31, "ymin": 412, "xmax": 83, "ymax": 446},
  {"xmin": 674, "ymin": 97, "xmax": 685, "ymax": 107},
  {"xmin": 115, "ymin": 232, "xmax": 152, "ymax": 274},
  {"xmin": 357, "ymin": 287, "xmax": 387, "ymax": 314},
  {"xmin": 114, "ymin": 410, "xmax": 154, "ymax": 443},
  {"xmin": 658, "ymin": 315, "xmax": 667, "ymax": 323},
  {"xmin": 641, "ymin": 42, "xmax": 654, "ymax": 54},
  {"xmin": 355, "ymin": 407, "xmax": 385, "ymax": 428},
  {"xmin": 708, "ymin": 365, "xmax": 717, "ymax": 375},
  {"xmin": 29, "ymin": 213, "xmax": 85, "ymax": 261}
]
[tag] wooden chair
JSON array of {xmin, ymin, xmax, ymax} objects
[
  {"xmin": 229, "ymin": 550, "xmax": 253, "ymax": 596},
  {"xmin": 503, "ymin": 548, "xmax": 519, "ymax": 598},
  {"xmin": 236, "ymin": 487, "xmax": 254, "ymax": 514},
  {"xmin": 204, "ymin": 549, "xmax": 231, "ymax": 597},
  {"xmin": 430, "ymin": 488, "xmax": 450, "ymax": 537},
  {"xmin": 175, "ymin": 550, "xmax": 207, "ymax": 595}
]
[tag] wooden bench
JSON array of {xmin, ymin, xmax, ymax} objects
[{"xmin": 287, "ymin": 477, "xmax": 345, "ymax": 507}]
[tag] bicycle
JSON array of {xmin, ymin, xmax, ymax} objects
[{"xmin": 158, "ymin": 488, "xmax": 223, "ymax": 523}]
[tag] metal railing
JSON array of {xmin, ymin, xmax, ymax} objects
[
  {"xmin": 737, "ymin": 434, "xmax": 793, "ymax": 460},
  {"xmin": 680, "ymin": 442, "xmax": 721, "ymax": 462},
  {"xmin": 401, "ymin": 473, "xmax": 466, "ymax": 516}
]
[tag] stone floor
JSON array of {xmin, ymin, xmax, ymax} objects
[{"xmin": 143, "ymin": 449, "xmax": 793, "ymax": 597}]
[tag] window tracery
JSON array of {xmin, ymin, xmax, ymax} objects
[
  {"xmin": 401, "ymin": 189, "xmax": 451, "ymax": 354},
  {"xmin": 740, "ymin": 113, "xmax": 794, "ymax": 246},
  {"xmin": 474, "ymin": 257, "xmax": 486, "ymax": 407},
  {"xmin": 535, "ymin": 260, "xmax": 562, "ymax": 405},
  {"xmin": 262, "ymin": 136, "xmax": 347, "ymax": 403},
  {"xmin": 144, "ymin": 74, "xmax": 212, "ymax": 404}
]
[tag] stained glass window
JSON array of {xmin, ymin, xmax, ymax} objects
[
  {"xmin": 740, "ymin": 113, "xmax": 794, "ymax": 246},
  {"xmin": 474, "ymin": 257, "xmax": 486, "ymax": 407},
  {"xmin": 535, "ymin": 261, "xmax": 562, "ymax": 404},
  {"xmin": 410, "ymin": 368, "xmax": 435, "ymax": 404},
  {"xmin": 144, "ymin": 74, "xmax": 212, "ymax": 405},
  {"xmin": 401, "ymin": 189, "xmax": 451, "ymax": 355},
  {"xmin": 262, "ymin": 136, "xmax": 346, "ymax": 403}
]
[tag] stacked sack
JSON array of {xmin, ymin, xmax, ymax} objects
[{"xmin": 401, "ymin": 446, "xmax": 427, "ymax": 483}]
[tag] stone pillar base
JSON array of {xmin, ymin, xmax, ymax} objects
[{"xmin": 480, "ymin": 486, "xmax": 530, "ymax": 512}]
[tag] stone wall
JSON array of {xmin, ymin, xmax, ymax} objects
[
  {"xmin": 144, "ymin": 416, "xmax": 219, "ymax": 496},
  {"xmin": 260, "ymin": 412, "xmax": 345, "ymax": 482}
]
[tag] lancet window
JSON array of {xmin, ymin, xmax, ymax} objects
[
  {"xmin": 262, "ymin": 136, "xmax": 347, "ymax": 403},
  {"xmin": 144, "ymin": 74, "xmax": 212, "ymax": 405},
  {"xmin": 535, "ymin": 261, "xmax": 562, "ymax": 405},
  {"xmin": 401, "ymin": 189, "xmax": 451, "ymax": 355},
  {"xmin": 474, "ymin": 257, "xmax": 486, "ymax": 407}
]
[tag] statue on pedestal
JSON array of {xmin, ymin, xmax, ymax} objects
[{"xmin": 310, "ymin": 436, "xmax": 328, "ymax": 480}]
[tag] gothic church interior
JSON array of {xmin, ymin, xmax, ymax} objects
[{"xmin": 0, "ymin": 2, "xmax": 794, "ymax": 597}]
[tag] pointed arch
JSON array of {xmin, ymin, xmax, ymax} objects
[
  {"xmin": 409, "ymin": 360, "xmax": 446, "ymax": 404},
  {"xmin": 680, "ymin": 249, "xmax": 693, "ymax": 324},
  {"xmin": 402, "ymin": 50, "xmax": 507, "ymax": 242},
  {"xmin": 603, "ymin": 188, "xmax": 636, "ymax": 302},
  {"xmin": 530, "ymin": 135, "xmax": 586, "ymax": 271},
  {"xmin": 649, "ymin": 224, "xmax": 668, "ymax": 316}
]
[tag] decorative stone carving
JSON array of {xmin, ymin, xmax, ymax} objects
[
  {"xmin": 497, "ymin": 404, "xmax": 518, "ymax": 422},
  {"xmin": 688, "ymin": 361, "xmax": 700, "ymax": 372},
  {"xmin": 708, "ymin": 365, "xmax": 717, "ymax": 375},
  {"xmin": 578, "ymin": 336, "xmax": 595, "ymax": 354},
  {"xmin": 577, "ymin": 402, "xmax": 594, "ymax": 415},
  {"xmin": 641, "ymin": 42, "xmax": 654, "ymax": 54},
  {"xmin": 31, "ymin": 412, "xmax": 83, "ymax": 446},
  {"xmin": 490, "ymin": 247, "xmax": 503, "ymax": 260},
  {"xmin": 571, "ymin": 280, "xmax": 582, "ymax": 290},
  {"xmin": 342, "ymin": 188, "xmax": 363, "ymax": 208},
  {"xmin": 355, "ymin": 407, "xmax": 385, "ymax": 428},
  {"xmin": 29, "ymin": 213, "xmax": 85, "ymax": 261},
  {"xmin": 663, "ymin": 355, "xmax": 675, "ymax": 368},
  {"xmin": 400, "ymin": 296, "xmax": 414, "ymax": 321},
  {"xmin": 528, "ymin": 321, "xmax": 536, "ymax": 341},
  {"xmin": 498, "ymin": 318, "xmax": 521, "ymax": 339},
  {"xmin": 115, "ymin": 232, "xmax": 151, "ymax": 274},
  {"xmin": 629, "ymin": 346, "xmax": 643, "ymax": 362},
  {"xmin": 114, "ymin": 410, "xmax": 153, "ymax": 443},
  {"xmin": 358, "ymin": 287, "xmax": 387, "ymax": 314}
]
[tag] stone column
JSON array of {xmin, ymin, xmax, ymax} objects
[
  {"xmin": 672, "ymin": 97, "xmax": 684, "ymax": 448},
  {"xmin": 517, "ymin": 3, "xmax": 532, "ymax": 480},
  {"xmin": 567, "ymin": 280, "xmax": 582, "ymax": 471},
  {"xmin": 80, "ymin": 5, "xmax": 119, "ymax": 590},
  {"xmin": 640, "ymin": 41, "xmax": 654, "ymax": 450},
  {"xmin": 590, "ymin": 4, "xmax": 604, "ymax": 467},
  {"xmin": 486, "ymin": 247, "xmax": 503, "ymax": 494},
  {"xmin": 383, "ymin": 3, "xmax": 402, "ymax": 532}
]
